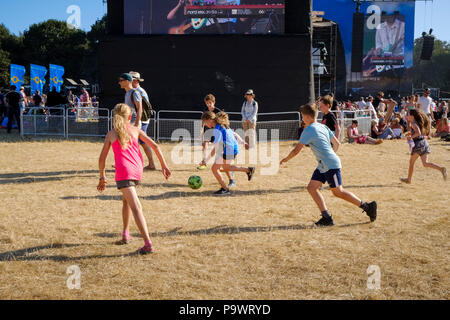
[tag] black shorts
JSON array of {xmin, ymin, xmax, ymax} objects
[
  {"xmin": 222, "ymin": 153, "xmax": 237, "ymax": 161},
  {"xmin": 116, "ymin": 180, "xmax": 140, "ymax": 190}
]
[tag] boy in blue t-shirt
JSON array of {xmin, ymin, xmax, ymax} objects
[{"xmin": 280, "ymin": 103, "xmax": 377, "ymax": 226}]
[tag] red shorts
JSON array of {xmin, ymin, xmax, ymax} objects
[{"xmin": 356, "ymin": 136, "xmax": 367, "ymax": 144}]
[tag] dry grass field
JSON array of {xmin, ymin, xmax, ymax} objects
[{"xmin": 0, "ymin": 131, "xmax": 448, "ymax": 300}]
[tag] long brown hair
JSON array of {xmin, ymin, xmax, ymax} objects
[
  {"xmin": 409, "ymin": 108, "xmax": 430, "ymax": 135},
  {"xmin": 201, "ymin": 110, "xmax": 230, "ymax": 128},
  {"xmin": 113, "ymin": 103, "xmax": 132, "ymax": 148}
]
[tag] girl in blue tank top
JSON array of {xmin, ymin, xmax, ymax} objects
[{"xmin": 199, "ymin": 111, "xmax": 255, "ymax": 195}]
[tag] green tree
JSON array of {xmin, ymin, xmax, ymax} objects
[
  {"xmin": 0, "ymin": 48, "xmax": 11, "ymax": 88},
  {"xmin": 21, "ymin": 20, "xmax": 88, "ymax": 83},
  {"xmin": 410, "ymin": 37, "xmax": 450, "ymax": 95}
]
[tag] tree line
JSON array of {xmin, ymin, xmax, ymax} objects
[
  {"xmin": 0, "ymin": 15, "xmax": 106, "ymax": 90},
  {"xmin": 0, "ymin": 16, "xmax": 449, "ymax": 97}
]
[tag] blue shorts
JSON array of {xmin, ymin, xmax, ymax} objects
[
  {"xmin": 139, "ymin": 122, "xmax": 150, "ymax": 145},
  {"xmin": 311, "ymin": 168, "xmax": 342, "ymax": 188}
]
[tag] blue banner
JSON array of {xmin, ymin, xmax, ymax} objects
[
  {"xmin": 30, "ymin": 64, "xmax": 47, "ymax": 94},
  {"xmin": 49, "ymin": 64, "xmax": 65, "ymax": 92},
  {"xmin": 10, "ymin": 64, "xmax": 26, "ymax": 91}
]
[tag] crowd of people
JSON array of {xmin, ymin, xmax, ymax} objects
[
  {"xmin": 318, "ymin": 89, "xmax": 449, "ymax": 143},
  {"xmin": 0, "ymin": 85, "xmax": 98, "ymax": 131}
]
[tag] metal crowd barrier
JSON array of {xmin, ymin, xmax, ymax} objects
[
  {"xmin": 157, "ymin": 110, "xmax": 204, "ymax": 142},
  {"xmin": 67, "ymin": 107, "xmax": 110, "ymax": 138},
  {"xmin": 21, "ymin": 107, "xmax": 66, "ymax": 138},
  {"xmin": 156, "ymin": 110, "xmax": 301, "ymax": 142},
  {"xmin": 20, "ymin": 107, "xmax": 377, "ymax": 142}
]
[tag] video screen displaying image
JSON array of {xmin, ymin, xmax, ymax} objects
[
  {"xmin": 124, "ymin": 0, "xmax": 285, "ymax": 35},
  {"xmin": 362, "ymin": 12, "xmax": 405, "ymax": 77}
]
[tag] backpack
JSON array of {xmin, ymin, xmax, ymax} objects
[{"xmin": 131, "ymin": 89, "xmax": 153, "ymax": 122}]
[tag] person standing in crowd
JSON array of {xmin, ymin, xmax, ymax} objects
[
  {"xmin": 241, "ymin": 89, "xmax": 258, "ymax": 149},
  {"xmin": 119, "ymin": 73, "xmax": 143, "ymax": 128},
  {"xmin": 19, "ymin": 87, "xmax": 27, "ymax": 114},
  {"xmin": 5, "ymin": 85, "xmax": 22, "ymax": 133},
  {"xmin": 330, "ymin": 93, "xmax": 339, "ymax": 111},
  {"xmin": 357, "ymin": 97, "xmax": 366, "ymax": 110},
  {"xmin": 373, "ymin": 91, "xmax": 384, "ymax": 111},
  {"xmin": 129, "ymin": 71, "xmax": 156, "ymax": 171},
  {"xmin": 366, "ymin": 96, "xmax": 378, "ymax": 123},
  {"xmin": 33, "ymin": 90, "xmax": 43, "ymax": 107},
  {"xmin": 417, "ymin": 88, "xmax": 434, "ymax": 135},
  {"xmin": 67, "ymin": 90, "xmax": 76, "ymax": 109},
  {"xmin": 80, "ymin": 88, "xmax": 91, "ymax": 106},
  {"xmin": 319, "ymin": 95, "xmax": 340, "ymax": 140}
]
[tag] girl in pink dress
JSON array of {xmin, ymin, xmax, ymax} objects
[{"xmin": 97, "ymin": 103, "xmax": 171, "ymax": 254}]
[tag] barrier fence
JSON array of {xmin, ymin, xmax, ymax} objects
[{"xmin": 20, "ymin": 107, "xmax": 376, "ymax": 142}]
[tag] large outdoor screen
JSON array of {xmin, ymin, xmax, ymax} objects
[
  {"xmin": 362, "ymin": 13, "xmax": 406, "ymax": 78},
  {"xmin": 124, "ymin": 0, "xmax": 285, "ymax": 35}
]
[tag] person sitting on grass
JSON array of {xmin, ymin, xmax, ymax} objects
[
  {"xmin": 347, "ymin": 120, "xmax": 382, "ymax": 145},
  {"xmin": 371, "ymin": 119, "xmax": 395, "ymax": 140},
  {"xmin": 389, "ymin": 117, "xmax": 404, "ymax": 139},
  {"xmin": 280, "ymin": 103, "xmax": 377, "ymax": 227},
  {"xmin": 433, "ymin": 117, "xmax": 449, "ymax": 138}
]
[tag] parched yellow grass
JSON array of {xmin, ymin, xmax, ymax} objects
[{"xmin": 0, "ymin": 132, "xmax": 448, "ymax": 300}]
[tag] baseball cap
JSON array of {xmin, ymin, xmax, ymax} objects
[
  {"xmin": 129, "ymin": 71, "xmax": 144, "ymax": 82},
  {"xmin": 245, "ymin": 89, "xmax": 255, "ymax": 96},
  {"xmin": 119, "ymin": 73, "xmax": 133, "ymax": 82}
]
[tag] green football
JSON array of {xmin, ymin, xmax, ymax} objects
[{"xmin": 188, "ymin": 175, "xmax": 202, "ymax": 189}]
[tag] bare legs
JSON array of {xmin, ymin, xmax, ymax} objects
[
  {"xmin": 142, "ymin": 144, "xmax": 156, "ymax": 170},
  {"xmin": 401, "ymin": 153, "xmax": 447, "ymax": 183},
  {"xmin": 120, "ymin": 187, "xmax": 151, "ymax": 244},
  {"xmin": 212, "ymin": 160, "xmax": 250, "ymax": 189},
  {"xmin": 307, "ymin": 180, "xmax": 362, "ymax": 213}
]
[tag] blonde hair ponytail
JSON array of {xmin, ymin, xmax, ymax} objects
[
  {"xmin": 215, "ymin": 111, "xmax": 230, "ymax": 128},
  {"xmin": 113, "ymin": 103, "xmax": 132, "ymax": 148}
]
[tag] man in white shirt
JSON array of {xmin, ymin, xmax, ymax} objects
[
  {"xmin": 417, "ymin": 88, "xmax": 434, "ymax": 136},
  {"xmin": 357, "ymin": 97, "xmax": 366, "ymax": 110},
  {"xmin": 365, "ymin": 96, "xmax": 378, "ymax": 123},
  {"xmin": 417, "ymin": 88, "xmax": 434, "ymax": 120}
]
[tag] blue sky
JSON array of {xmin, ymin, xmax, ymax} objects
[
  {"xmin": 0, "ymin": 0, "xmax": 107, "ymax": 34},
  {"xmin": 0, "ymin": 0, "xmax": 449, "ymax": 41}
]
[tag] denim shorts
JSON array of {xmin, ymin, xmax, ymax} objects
[
  {"xmin": 116, "ymin": 180, "xmax": 140, "ymax": 190},
  {"xmin": 311, "ymin": 168, "xmax": 342, "ymax": 188}
]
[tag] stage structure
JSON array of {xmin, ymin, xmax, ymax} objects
[
  {"xmin": 98, "ymin": 0, "xmax": 314, "ymax": 115},
  {"xmin": 314, "ymin": 0, "xmax": 419, "ymax": 98},
  {"xmin": 312, "ymin": 18, "xmax": 347, "ymax": 98}
]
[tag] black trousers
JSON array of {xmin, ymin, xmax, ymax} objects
[{"xmin": 7, "ymin": 107, "xmax": 20, "ymax": 133}]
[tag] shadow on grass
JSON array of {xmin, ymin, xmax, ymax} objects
[
  {"xmin": 95, "ymin": 221, "xmax": 371, "ymax": 239},
  {"xmin": 61, "ymin": 183, "xmax": 399, "ymax": 201},
  {"xmin": 0, "ymin": 243, "xmax": 139, "ymax": 262},
  {"xmin": 0, "ymin": 221, "xmax": 371, "ymax": 261},
  {"xmin": 0, "ymin": 169, "xmax": 115, "ymax": 185}
]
